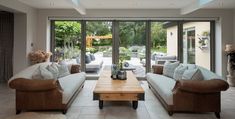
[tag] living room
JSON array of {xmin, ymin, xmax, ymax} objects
[{"xmin": 0, "ymin": 0, "xmax": 235, "ymax": 119}]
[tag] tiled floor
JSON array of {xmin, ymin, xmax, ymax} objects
[{"xmin": 0, "ymin": 80, "xmax": 235, "ymax": 119}]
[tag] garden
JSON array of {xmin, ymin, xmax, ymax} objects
[{"xmin": 53, "ymin": 21, "xmax": 167, "ymax": 63}]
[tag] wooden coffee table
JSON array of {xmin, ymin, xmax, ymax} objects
[{"xmin": 93, "ymin": 71, "xmax": 145, "ymax": 109}]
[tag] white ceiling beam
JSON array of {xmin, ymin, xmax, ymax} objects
[
  {"xmin": 66, "ymin": 0, "xmax": 86, "ymax": 15},
  {"xmin": 181, "ymin": 0, "xmax": 215, "ymax": 15}
]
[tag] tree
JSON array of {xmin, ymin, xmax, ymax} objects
[
  {"xmin": 86, "ymin": 21, "xmax": 112, "ymax": 46},
  {"xmin": 151, "ymin": 22, "xmax": 167, "ymax": 48},
  {"xmin": 119, "ymin": 22, "xmax": 146, "ymax": 47},
  {"xmin": 55, "ymin": 21, "xmax": 81, "ymax": 48},
  {"xmin": 86, "ymin": 21, "xmax": 111, "ymax": 36}
]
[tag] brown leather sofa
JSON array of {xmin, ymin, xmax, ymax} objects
[
  {"xmin": 147, "ymin": 64, "xmax": 229, "ymax": 118},
  {"xmin": 8, "ymin": 62, "xmax": 85, "ymax": 114}
]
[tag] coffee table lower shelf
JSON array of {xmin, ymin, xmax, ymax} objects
[{"xmin": 93, "ymin": 93, "xmax": 145, "ymax": 109}]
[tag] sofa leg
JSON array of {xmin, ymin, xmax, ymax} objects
[
  {"xmin": 16, "ymin": 110, "xmax": 21, "ymax": 114},
  {"xmin": 168, "ymin": 111, "xmax": 173, "ymax": 116},
  {"xmin": 215, "ymin": 112, "xmax": 220, "ymax": 119},
  {"xmin": 62, "ymin": 109, "xmax": 67, "ymax": 114}
]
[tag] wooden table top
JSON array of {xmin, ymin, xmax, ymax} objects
[{"xmin": 93, "ymin": 71, "xmax": 145, "ymax": 94}]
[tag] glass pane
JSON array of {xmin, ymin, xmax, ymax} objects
[
  {"xmin": 118, "ymin": 21, "xmax": 146, "ymax": 78},
  {"xmin": 183, "ymin": 22, "xmax": 211, "ymax": 70},
  {"xmin": 86, "ymin": 21, "xmax": 112, "ymax": 75},
  {"xmin": 151, "ymin": 22, "xmax": 178, "ymax": 68},
  {"xmin": 53, "ymin": 21, "xmax": 81, "ymax": 64}
]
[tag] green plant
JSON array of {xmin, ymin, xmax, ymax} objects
[
  {"xmin": 86, "ymin": 47, "xmax": 98, "ymax": 53},
  {"xmin": 55, "ymin": 21, "xmax": 81, "ymax": 48},
  {"xmin": 55, "ymin": 46, "xmax": 80, "ymax": 60},
  {"xmin": 151, "ymin": 46, "xmax": 167, "ymax": 53}
]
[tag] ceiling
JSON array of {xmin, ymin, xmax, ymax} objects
[
  {"xmin": 17, "ymin": 0, "xmax": 235, "ymax": 15},
  {"xmin": 18, "ymin": 0, "xmax": 72, "ymax": 9}
]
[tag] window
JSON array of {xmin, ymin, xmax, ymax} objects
[
  {"xmin": 50, "ymin": 20, "xmax": 215, "ymax": 79},
  {"xmin": 118, "ymin": 21, "xmax": 146, "ymax": 78},
  {"xmin": 51, "ymin": 21, "xmax": 81, "ymax": 64},
  {"xmin": 150, "ymin": 21, "xmax": 178, "ymax": 68},
  {"xmin": 183, "ymin": 22, "xmax": 211, "ymax": 70},
  {"xmin": 86, "ymin": 21, "xmax": 112, "ymax": 75}
]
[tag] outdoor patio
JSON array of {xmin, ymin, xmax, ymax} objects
[{"xmin": 86, "ymin": 52, "xmax": 147, "ymax": 78}]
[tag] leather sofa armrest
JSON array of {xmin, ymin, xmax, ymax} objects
[
  {"xmin": 173, "ymin": 79, "xmax": 229, "ymax": 93},
  {"xmin": 9, "ymin": 78, "xmax": 59, "ymax": 91},
  {"xmin": 71, "ymin": 64, "xmax": 80, "ymax": 74},
  {"xmin": 152, "ymin": 64, "xmax": 164, "ymax": 74}
]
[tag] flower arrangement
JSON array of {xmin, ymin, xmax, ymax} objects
[{"xmin": 28, "ymin": 50, "xmax": 52, "ymax": 64}]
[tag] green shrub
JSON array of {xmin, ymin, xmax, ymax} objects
[{"xmin": 86, "ymin": 47, "xmax": 98, "ymax": 53}]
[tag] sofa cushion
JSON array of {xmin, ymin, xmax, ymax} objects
[
  {"xmin": 146, "ymin": 73, "xmax": 176, "ymax": 105},
  {"xmin": 173, "ymin": 64, "xmax": 188, "ymax": 80},
  {"xmin": 85, "ymin": 54, "xmax": 91, "ymax": 64},
  {"xmin": 163, "ymin": 61, "xmax": 180, "ymax": 78},
  {"xmin": 32, "ymin": 67, "xmax": 43, "ymax": 79},
  {"xmin": 198, "ymin": 66, "xmax": 222, "ymax": 80},
  {"xmin": 32, "ymin": 65, "xmax": 55, "ymax": 80},
  {"xmin": 182, "ymin": 68, "xmax": 203, "ymax": 80},
  {"xmin": 86, "ymin": 59, "xmax": 104, "ymax": 69},
  {"xmin": 9, "ymin": 62, "xmax": 51, "ymax": 84},
  {"xmin": 39, "ymin": 65, "xmax": 54, "ymax": 79},
  {"xmin": 156, "ymin": 55, "xmax": 177, "ymax": 60},
  {"xmin": 57, "ymin": 64, "xmax": 70, "ymax": 78},
  {"xmin": 90, "ymin": 54, "xmax": 95, "ymax": 61},
  {"xmin": 47, "ymin": 63, "xmax": 59, "ymax": 79},
  {"xmin": 182, "ymin": 64, "xmax": 196, "ymax": 70},
  {"xmin": 58, "ymin": 72, "xmax": 86, "ymax": 104}
]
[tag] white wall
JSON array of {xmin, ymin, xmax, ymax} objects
[
  {"xmin": 183, "ymin": 22, "xmax": 211, "ymax": 70},
  {"xmin": 166, "ymin": 26, "xmax": 178, "ymax": 56},
  {"xmin": 14, "ymin": 13, "xmax": 27, "ymax": 74},
  {"xmin": 0, "ymin": 0, "xmax": 37, "ymax": 74},
  {"xmin": 36, "ymin": 9, "xmax": 234, "ymax": 78},
  {"xmin": 167, "ymin": 22, "xmax": 211, "ymax": 70}
]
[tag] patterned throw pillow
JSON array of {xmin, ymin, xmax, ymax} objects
[
  {"xmin": 71, "ymin": 64, "xmax": 80, "ymax": 74},
  {"xmin": 182, "ymin": 68, "xmax": 204, "ymax": 80},
  {"xmin": 163, "ymin": 61, "xmax": 180, "ymax": 78},
  {"xmin": 173, "ymin": 64, "xmax": 188, "ymax": 80}
]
